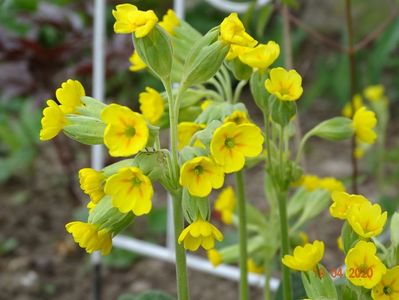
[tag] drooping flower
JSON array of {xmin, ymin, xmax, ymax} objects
[
  {"xmin": 129, "ymin": 51, "xmax": 146, "ymax": 72},
  {"xmin": 298, "ymin": 175, "xmax": 321, "ymax": 192},
  {"xmin": 224, "ymin": 110, "xmax": 250, "ymax": 125},
  {"xmin": 65, "ymin": 221, "xmax": 112, "ymax": 255},
  {"xmin": 239, "ymin": 41, "xmax": 280, "ymax": 70},
  {"xmin": 208, "ymin": 249, "xmax": 222, "ymax": 267},
  {"xmin": 219, "ymin": 13, "xmax": 257, "ymax": 47},
  {"xmin": 178, "ymin": 219, "xmax": 223, "ymax": 251},
  {"xmin": 210, "ymin": 122, "xmax": 264, "ymax": 173},
  {"xmin": 347, "ymin": 201, "xmax": 387, "ymax": 238},
  {"xmin": 282, "ymin": 240, "xmax": 324, "ymax": 272},
  {"xmin": 113, "ymin": 4, "xmax": 158, "ymax": 38},
  {"xmin": 329, "ymin": 191, "xmax": 369, "ymax": 220},
  {"xmin": 138, "ymin": 87, "xmax": 164, "ymax": 124},
  {"xmin": 265, "ymin": 67, "xmax": 303, "ymax": 101},
  {"xmin": 79, "ymin": 168, "xmax": 105, "ymax": 204},
  {"xmin": 159, "ymin": 9, "xmax": 180, "ymax": 35},
  {"xmin": 345, "ymin": 241, "xmax": 387, "ymax": 289},
  {"xmin": 364, "ymin": 85, "xmax": 385, "ymax": 102},
  {"xmin": 56, "ymin": 79, "xmax": 85, "ymax": 114},
  {"xmin": 226, "ymin": 45, "xmax": 252, "ymax": 61},
  {"xmin": 177, "ymin": 122, "xmax": 205, "ymax": 150},
  {"xmin": 319, "ymin": 177, "xmax": 345, "ymax": 193},
  {"xmin": 371, "ymin": 266, "xmax": 399, "ymax": 300},
  {"xmin": 352, "ymin": 106, "xmax": 377, "ymax": 144},
  {"xmin": 101, "ymin": 104, "xmax": 149, "ymax": 157},
  {"xmin": 179, "ymin": 156, "xmax": 224, "ymax": 197},
  {"xmin": 104, "ymin": 167, "xmax": 153, "ymax": 215},
  {"xmin": 39, "ymin": 100, "xmax": 67, "ymax": 141},
  {"xmin": 342, "ymin": 94, "xmax": 363, "ymax": 118},
  {"xmin": 214, "ymin": 186, "xmax": 236, "ymax": 224},
  {"xmin": 247, "ymin": 259, "xmax": 265, "ymax": 274}
]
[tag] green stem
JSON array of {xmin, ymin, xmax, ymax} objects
[
  {"xmin": 276, "ymin": 187, "xmax": 292, "ymax": 300},
  {"xmin": 233, "ymin": 80, "xmax": 248, "ymax": 103},
  {"xmin": 172, "ymin": 191, "xmax": 189, "ymax": 300},
  {"xmin": 264, "ymin": 262, "xmax": 271, "ymax": 300},
  {"xmin": 235, "ymin": 170, "xmax": 249, "ymax": 300},
  {"xmin": 163, "ymin": 81, "xmax": 189, "ymax": 300},
  {"xmin": 263, "ymin": 113, "xmax": 273, "ymax": 173}
]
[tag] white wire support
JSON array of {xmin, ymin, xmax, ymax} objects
[
  {"xmin": 91, "ymin": 0, "xmax": 106, "ymax": 268},
  {"xmin": 203, "ymin": 0, "xmax": 271, "ymax": 13},
  {"xmin": 113, "ymin": 235, "xmax": 280, "ymax": 291}
]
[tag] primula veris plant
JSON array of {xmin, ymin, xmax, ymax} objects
[{"xmin": 39, "ymin": 5, "xmax": 398, "ymax": 300}]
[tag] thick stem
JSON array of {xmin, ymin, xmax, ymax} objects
[
  {"xmin": 235, "ymin": 170, "xmax": 249, "ymax": 300},
  {"xmin": 164, "ymin": 81, "xmax": 189, "ymax": 300},
  {"xmin": 276, "ymin": 188, "xmax": 292, "ymax": 300},
  {"xmin": 172, "ymin": 191, "xmax": 189, "ymax": 300},
  {"xmin": 345, "ymin": 0, "xmax": 359, "ymax": 193}
]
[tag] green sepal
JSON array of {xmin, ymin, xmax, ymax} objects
[
  {"xmin": 341, "ymin": 221, "xmax": 360, "ymax": 254},
  {"xmin": 306, "ymin": 117, "xmax": 354, "ymax": 141},
  {"xmin": 390, "ymin": 212, "xmax": 399, "ymax": 247},
  {"xmin": 270, "ymin": 98, "xmax": 296, "ymax": 127},
  {"xmin": 63, "ymin": 115, "xmax": 105, "ymax": 145},
  {"xmin": 182, "ymin": 188, "xmax": 210, "ymax": 222},
  {"xmin": 77, "ymin": 96, "xmax": 106, "ymax": 118},
  {"xmin": 195, "ymin": 102, "xmax": 247, "ymax": 124},
  {"xmin": 133, "ymin": 25, "xmax": 173, "ymax": 83},
  {"xmin": 301, "ymin": 265, "xmax": 338, "ymax": 300},
  {"xmin": 195, "ymin": 120, "xmax": 222, "ymax": 148},
  {"xmin": 88, "ymin": 196, "xmax": 135, "ymax": 234},
  {"xmin": 226, "ymin": 58, "xmax": 252, "ymax": 81},
  {"xmin": 179, "ymin": 146, "xmax": 207, "ymax": 164},
  {"xmin": 181, "ymin": 27, "xmax": 229, "ymax": 88},
  {"xmin": 102, "ymin": 159, "xmax": 135, "ymax": 177},
  {"xmin": 250, "ymin": 70, "xmax": 270, "ymax": 113},
  {"xmin": 146, "ymin": 123, "xmax": 160, "ymax": 148}
]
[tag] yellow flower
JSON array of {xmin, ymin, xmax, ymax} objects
[
  {"xmin": 56, "ymin": 79, "xmax": 85, "ymax": 114},
  {"xmin": 177, "ymin": 122, "xmax": 205, "ymax": 150},
  {"xmin": 319, "ymin": 177, "xmax": 345, "ymax": 193},
  {"xmin": 282, "ymin": 240, "xmax": 324, "ymax": 271},
  {"xmin": 113, "ymin": 4, "xmax": 158, "ymax": 38},
  {"xmin": 247, "ymin": 258, "xmax": 265, "ymax": 274},
  {"xmin": 329, "ymin": 191, "xmax": 369, "ymax": 220},
  {"xmin": 224, "ymin": 111, "xmax": 250, "ymax": 125},
  {"xmin": 129, "ymin": 51, "xmax": 146, "ymax": 72},
  {"xmin": 79, "ymin": 168, "xmax": 105, "ymax": 204},
  {"xmin": 364, "ymin": 85, "xmax": 385, "ymax": 102},
  {"xmin": 101, "ymin": 104, "xmax": 149, "ymax": 157},
  {"xmin": 159, "ymin": 9, "xmax": 180, "ymax": 35},
  {"xmin": 347, "ymin": 201, "xmax": 387, "ymax": 238},
  {"xmin": 342, "ymin": 94, "xmax": 363, "ymax": 118},
  {"xmin": 372, "ymin": 266, "xmax": 399, "ymax": 300},
  {"xmin": 104, "ymin": 167, "xmax": 153, "ymax": 215},
  {"xmin": 354, "ymin": 146, "xmax": 365, "ymax": 159},
  {"xmin": 219, "ymin": 13, "xmax": 257, "ymax": 47},
  {"xmin": 210, "ymin": 122, "xmax": 264, "ymax": 173},
  {"xmin": 352, "ymin": 106, "xmax": 377, "ymax": 144},
  {"xmin": 65, "ymin": 221, "xmax": 112, "ymax": 255},
  {"xmin": 179, "ymin": 156, "xmax": 224, "ymax": 197},
  {"xmin": 208, "ymin": 249, "xmax": 222, "ymax": 267},
  {"xmin": 39, "ymin": 100, "xmax": 67, "ymax": 141},
  {"xmin": 345, "ymin": 241, "xmax": 387, "ymax": 289},
  {"xmin": 178, "ymin": 219, "xmax": 223, "ymax": 251},
  {"xmin": 299, "ymin": 175, "xmax": 321, "ymax": 191},
  {"xmin": 265, "ymin": 67, "xmax": 303, "ymax": 101},
  {"xmin": 239, "ymin": 41, "xmax": 280, "ymax": 70},
  {"xmin": 337, "ymin": 236, "xmax": 344, "ymax": 252},
  {"xmin": 138, "ymin": 87, "xmax": 164, "ymax": 124},
  {"xmin": 226, "ymin": 45, "xmax": 252, "ymax": 61},
  {"xmin": 214, "ymin": 186, "xmax": 236, "ymax": 224}
]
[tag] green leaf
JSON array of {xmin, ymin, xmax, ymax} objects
[
  {"xmin": 135, "ymin": 291, "xmax": 175, "ymax": 300},
  {"xmin": 301, "ymin": 265, "xmax": 338, "ymax": 300}
]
